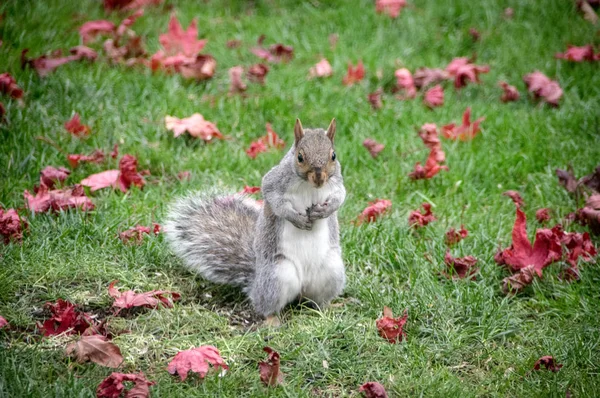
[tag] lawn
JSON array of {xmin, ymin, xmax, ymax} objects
[{"xmin": 1, "ymin": 0, "xmax": 600, "ymax": 396}]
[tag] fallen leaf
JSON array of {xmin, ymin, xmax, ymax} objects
[
  {"xmin": 309, "ymin": 58, "xmax": 333, "ymax": 78},
  {"xmin": 247, "ymin": 63, "xmax": 269, "ymax": 84},
  {"xmin": 246, "ymin": 123, "xmax": 285, "ymax": 159},
  {"xmin": 251, "ymin": 36, "xmax": 293, "ymax": 63},
  {"xmin": 413, "ymin": 67, "xmax": 449, "ymax": 89},
  {"xmin": 108, "ymin": 280, "xmax": 180, "ymax": 312},
  {"xmin": 177, "ymin": 171, "xmax": 191, "ymax": 181},
  {"xmin": 442, "ymin": 107, "xmax": 484, "ymax": 141},
  {"xmin": 408, "ymin": 203, "xmax": 436, "ymax": 227},
  {"xmin": 0, "ymin": 102, "xmax": 5, "ymax": 122},
  {"xmin": 423, "ymin": 84, "xmax": 444, "ymax": 108},
  {"xmin": 363, "ymin": 138, "xmax": 385, "ymax": 158},
  {"xmin": 443, "ymin": 251, "xmax": 478, "ymax": 279},
  {"xmin": 503, "ymin": 190, "xmax": 524, "ymax": 208},
  {"xmin": 580, "ymin": 165, "xmax": 600, "ymax": 192},
  {"xmin": 21, "ymin": 48, "xmax": 96, "ymax": 77},
  {"xmin": 394, "ymin": 68, "xmax": 417, "ymax": 99},
  {"xmin": 504, "ymin": 7, "xmax": 514, "ymax": 18},
  {"xmin": 375, "ymin": 0, "xmax": 407, "ymax": 18},
  {"xmin": 103, "ymin": 0, "xmax": 162, "ymax": 11},
  {"xmin": 159, "ymin": 14, "xmax": 206, "ymax": 57},
  {"xmin": 498, "ymin": 81, "xmax": 520, "ymax": 102},
  {"xmin": 79, "ymin": 20, "xmax": 116, "ymax": 44},
  {"xmin": 535, "ymin": 208, "xmax": 551, "ymax": 223},
  {"xmin": 81, "ymin": 170, "xmax": 120, "ymax": 191},
  {"xmin": 356, "ymin": 199, "xmax": 392, "ymax": 224},
  {"xmin": 64, "ymin": 113, "xmax": 91, "ymax": 137},
  {"xmin": 376, "ymin": 306, "xmax": 408, "ymax": 343},
  {"xmin": 556, "ymin": 167, "xmax": 579, "ymax": 193},
  {"xmin": 579, "ymin": 194, "xmax": 600, "ymax": 235},
  {"xmin": 67, "ymin": 150, "xmax": 105, "ymax": 168},
  {"xmin": 359, "ymin": 382, "xmax": 389, "ymax": 398},
  {"xmin": 40, "ymin": 166, "xmax": 70, "ymax": 189},
  {"xmin": 226, "ymin": 39, "xmax": 241, "ymax": 48},
  {"xmin": 445, "ymin": 57, "xmax": 490, "ymax": 89},
  {"xmin": 0, "ymin": 72, "xmax": 24, "ymax": 99},
  {"xmin": 259, "ymin": 346, "xmax": 284, "ymax": 386},
  {"xmin": 1, "ymin": 208, "xmax": 27, "ymax": 244},
  {"xmin": 24, "ymin": 185, "xmax": 95, "ymax": 213},
  {"xmin": 119, "ymin": 223, "xmax": 161, "ymax": 243},
  {"xmin": 96, "ymin": 372, "xmax": 155, "ymax": 398},
  {"xmin": 533, "ymin": 356, "xmax": 563, "ymax": 372},
  {"xmin": 502, "ymin": 264, "xmax": 537, "ymax": 293},
  {"xmin": 523, "ymin": 71, "xmax": 563, "ymax": 107},
  {"xmin": 0, "ymin": 316, "xmax": 7, "ymax": 329},
  {"xmin": 38, "ymin": 299, "xmax": 93, "ymax": 336},
  {"xmin": 445, "ymin": 225, "xmax": 468, "ymax": 245},
  {"xmin": 229, "ymin": 66, "xmax": 247, "ymax": 94},
  {"xmin": 469, "ymin": 28, "xmax": 481, "ymax": 41},
  {"xmin": 165, "ymin": 113, "xmax": 224, "ymax": 141},
  {"xmin": 368, "ymin": 88, "xmax": 383, "ymax": 110},
  {"xmin": 409, "ymin": 123, "xmax": 448, "ymax": 180},
  {"xmin": 167, "ymin": 346, "xmax": 228, "ymax": 381},
  {"xmin": 577, "ymin": 0, "xmax": 599, "ymax": 24},
  {"xmin": 555, "ymin": 45, "xmax": 595, "ymax": 62},
  {"xmin": 342, "ymin": 60, "xmax": 365, "ymax": 86},
  {"xmin": 66, "ymin": 335, "xmax": 123, "ymax": 368},
  {"xmin": 242, "ymin": 186, "xmax": 261, "ymax": 194}
]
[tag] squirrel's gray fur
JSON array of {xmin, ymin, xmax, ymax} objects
[{"xmin": 165, "ymin": 119, "xmax": 346, "ymax": 317}]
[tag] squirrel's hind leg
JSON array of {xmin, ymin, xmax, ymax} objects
[
  {"xmin": 304, "ymin": 249, "xmax": 345, "ymax": 308},
  {"xmin": 250, "ymin": 258, "xmax": 301, "ymax": 318}
]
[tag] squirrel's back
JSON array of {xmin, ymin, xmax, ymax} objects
[{"xmin": 164, "ymin": 192, "xmax": 260, "ymax": 290}]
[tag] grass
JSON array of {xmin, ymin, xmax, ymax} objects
[{"xmin": 1, "ymin": 0, "xmax": 600, "ymax": 396}]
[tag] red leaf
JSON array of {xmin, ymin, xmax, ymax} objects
[
  {"xmin": 343, "ymin": 60, "xmax": 365, "ymax": 86},
  {"xmin": 66, "ymin": 335, "xmax": 123, "ymax": 368},
  {"xmin": 246, "ymin": 123, "xmax": 285, "ymax": 159},
  {"xmin": 103, "ymin": 0, "xmax": 162, "ymax": 11},
  {"xmin": 117, "ymin": 154, "xmax": 145, "ymax": 192},
  {"xmin": 562, "ymin": 230, "xmax": 597, "ymax": 267},
  {"xmin": 242, "ymin": 186, "xmax": 261, "ymax": 194},
  {"xmin": 0, "ymin": 102, "xmax": 5, "ymax": 122},
  {"xmin": 356, "ymin": 199, "xmax": 392, "ymax": 224},
  {"xmin": 423, "ymin": 84, "xmax": 444, "ymax": 108},
  {"xmin": 24, "ymin": 185, "xmax": 94, "ymax": 213},
  {"xmin": 309, "ymin": 58, "xmax": 333, "ymax": 78},
  {"xmin": 408, "ymin": 203, "xmax": 436, "ymax": 227},
  {"xmin": 469, "ymin": 28, "xmax": 481, "ymax": 41},
  {"xmin": 376, "ymin": 306, "xmax": 408, "ymax": 343},
  {"xmin": 578, "ymin": 194, "xmax": 600, "ymax": 235},
  {"xmin": 359, "ymin": 382, "xmax": 389, "ymax": 398},
  {"xmin": 375, "ymin": 0, "xmax": 407, "ymax": 18},
  {"xmin": 0, "ymin": 73, "xmax": 24, "ymax": 99},
  {"xmin": 368, "ymin": 88, "xmax": 383, "ymax": 110},
  {"xmin": 1, "ymin": 208, "xmax": 27, "ymax": 244},
  {"xmin": 409, "ymin": 124, "xmax": 448, "ymax": 180},
  {"xmin": 119, "ymin": 224, "xmax": 160, "ymax": 243},
  {"xmin": 259, "ymin": 346, "xmax": 284, "ymax": 386},
  {"xmin": 535, "ymin": 208, "xmax": 551, "ymax": 223},
  {"xmin": 502, "ymin": 190, "xmax": 524, "ymax": 208},
  {"xmin": 81, "ymin": 170, "xmax": 120, "ymax": 191},
  {"xmin": 40, "ymin": 166, "xmax": 70, "ymax": 189},
  {"xmin": 159, "ymin": 14, "xmax": 206, "ymax": 57},
  {"xmin": 108, "ymin": 280, "xmax": 180, "ymax": 313},
  {"xmin": 38, "ymin": 299, "xmax": 93, "ymax": 336},
  {"xmin": 96, "ymin": 372, "xmax": 155, "ymax": 398},
  {"xmin": 167, "ymin": 346, "xmax": 228, "ymax": 381},
  {"xmin": 151, "ymin": 52, "xmax": 216, "ymax": 81},
  {"xmin": 251, "ymin": 36, "xmax": 293, "ymax": 63},
  {"xmin": 394, "ymin": 68, "xmax": 417, "ymax": 99},
  {"xmin": 445, "ymin": 57, "xmax": 490, "ymax": 89},
  {"xmin": 363, "ymin": 139, "xmax": 385, "ymax": 158},
  {"xmin": 498, "ymin": 81, "xmax": 520, "ymax": 103},
  {"xmin": 523, "ymin": 71, "xmax": 563, "ymax": 107},
  {"xmin": 0, "ymin": 316, "xmax": 7, "ymax": 329},
  {"xmin": 228, "ymin": 66, "xmax": 247, "ymax": 94},
  {"xmin": 443, "ymin": 251, "xmax": 478, "ymax": 280},
  {"xmin": 165, "ymin": 113, "xmax": 224, "ymax": 141},
  {"xmin": 502, "ymin": 264, "xmax": 537, "ymax": 294},
  {"xmin": 413, "ymin": 67, "xmax": 449, "ymax": 89},
  {"xmin": 68, "ymin": 150, "xmax": 105, "ymax": 168},
  {"xmin": 64, "ymin": 113, "xmax": 91, "ymax": 137},
  {"xmin": 79, "ymin": 20, "xmax": 116, "ymax": 44},
  {"xmin": 533, "ymin": 356, "xmax": 563, "ymax": 372},
  {"xmin": 247, "ymin": 63, "xmax": 269, "ymax": 84},
  {"xmin": 442, "ymin": 107, "xmax": 484, "ymax": 141},
  {"xmin": 445, "ymin": 225, "xmax": 468, "ymax": 245},
  {"xmin": 21, "ymin": 48, "xmax": 96, "ymax": 77},
  {"xmin": 555, "ymin": 45, "xmax": 595, "ymax": 62}
]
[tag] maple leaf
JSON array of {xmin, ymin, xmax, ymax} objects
[
  {"xmin": 159, "ymin": 14, "xmax": 206, "ymax": 57},
  {"xmin": 363, "ymin": 138, "xmax": 385, "ymax": 158},
  {"xmin": 535, "ymin": 208, "xmax": 551, "ymax": 223},
  {"xmin": 24, "ymin": 185, "xmax": 94, "ymax": 214},
  {"xmin": 442, "ymin": 107, "xmax": 484, "ymax": 141},
  {"xmin": 67, "ymin": 150, "xmax": 105, "ymax": 168},
  {"xmin": 309, "ymin": 58, "xmax": 333, "ymax": 78},
  {"xmin": 229, "ymin": 66, "xmax": 247, "ymax": 94},
  {"xmin": 502, "ymin": 264, "xmax": 537, "ymax": 294},
  {"xmin": 246, "ymin": 123, "xmax": 285, "ymax": 159},
  {"xmin": 0, "ymin": 316, "xmax": 7, "ymax": 329},
  {"xmin": 423, "ymin": 84, "xmax": 444, "ymax": 108},
  {"xmin": 445, "ymin": 225, "xmax": 468, "ymax": 245},
  {"xmin": 167, "ymin": 346, "xmax": 228, "ymax": 381},
  {"xmin": 376, "ymin": 306, "xmax": 408, "ymax": 343},
  {"xmin": 103, "ymin": 0, "xmax": 162, "ymax": 11},
  {"xmin": 523, "ymin": 71, "xmax": 563, "ymax": 107},
  {"xmin": 1, "ymin": 208, "xmax": 27, "ymax": 244},
  {"xmin": 502, "ymin": 190, "xmax": 524, "ymax": 208},
  {"xmin": 80, "ymin": 154, "xmax": 145, "ymax": 193},
  {"xmin": 66, "ymin": 335, "xmax": 123, "ymax": 368},
  {"xmin": 38, "ymin": 299, "xmax": 93, "ymax": 336},
  {"xmin": 393, "ymin": 68, "xmax": 417, "ymax": 99},
  {"xmin": 96, "ymin": 372, "xmax": 155, "ymax": 398},
  {"xmin": 533, "ymin": 356, "xmax": 563, "ymax": 372},
  {"xmin": 443, "ymin": 251, "xmax": 479, "ymax": 280},
  {"xmin": 375, "ymin": 0, "xmax": 407, "ymax": 18},
  {"xmin": 247, "ymin": 63, "xmax": 269, "ymax": 84},
  {"xmin": 356, "ymin": 199, "xmax": 392, "ymax": 224},
  {"xmin": 498, "ymin": 81, "xmax": 520, "ymax": 102},
  {"xmin": 556, "ymin": 167, "xmax": 579, "ymax": 194},
  {"xmin": 0, "ymin": 72, "xmax": 24, "ymax": 99},
  {"xmin": 165, "ymin": 113, "xmax": 224, "ymax": 141},
  {"xmin": 409, "ymin": 124, "xmax": 448, "ymax": 180},
  {"xmin": 79, "ymin": 20, "xmax": 116, "ymax": 44},
  {"xmin": 108, "ymin": 280, "xmax": 180, "ymax": 313},
  {"xmin": 342, "ymin": 61, "xmax": 365, "ymax": 86},
  {"xmin": 21, "ymin": 48, "xmax": 96, "ymax": 77},
  {"xmin": 259, "ymin": 346, "xmax": 284, "ymax": 386},
  {"xmin": 65, "ymin": 113, "xmax": 91, "ymax": 137},
  {"xmin": 359, "ymin": 382, "xmax": 389, "ymax": 398},
  {"xmin": 578, "ymin": 194, "xmax": 600, "ymax": 235},
  {"xmin": 580, "ymin": 165, "xmax": 600, "ymax": 192},
  {"xmin": 81, "ymin": 170, "xmax": 120, "ymax": 191},
  {"xmin": 413, "ymin": 67, "xmax": 449, "ymax": 89},
  {"xmin": 251, "ymin": 36, "xmax": 294, "ymax": 63},
  {"xmin": 40, "ymin": 166, "xmax": 70, "ymax": 189},
  {"xmin": 242, "ymin": 186, "xmax": 261, "ymax": 194},
  {"xmin": 469, "ymin": 28, "xmax": 481, "ymax": 41},
  {"xmin": 408, "ymin": 203, "xmax": 436, "ymax": 227},
  {"xmin": 445, "ymin": 57, "xmax": 490, "ymax": 89},
  {"xmin": 119, "ymin": 223, "xmax": 161, "ymax": 243},
  {"xmin": 562, "ymin": 230, "xmax": 597, "ymax": 267},
  {"xmin": 555, "ymin": 45, "xmax": 595, "ymax": 62},
  {"xmin": 368, "ymin": 88, "xmax": 383, "ymax": 110}
]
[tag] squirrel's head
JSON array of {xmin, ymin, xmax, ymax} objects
[{"xmin": 293, "ymin": 118, "xmax": 337, "ymax": 188}]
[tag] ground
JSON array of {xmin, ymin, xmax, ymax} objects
[{"xmin": 1, "ymin": 0, "xmax": 600, "ymax": 397}]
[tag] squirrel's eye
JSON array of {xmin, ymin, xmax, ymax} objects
[
  {"xmin": 298, "ymin": 153, "xmax": 304, "ymax": 163},
  {"xmin": 331, "ymin": 151, "xmax": 336, "ymax": 161}
]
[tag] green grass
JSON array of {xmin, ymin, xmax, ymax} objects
[{"xmin": 1, "ymin": 0, "xmax": 600, "ymax": 396}]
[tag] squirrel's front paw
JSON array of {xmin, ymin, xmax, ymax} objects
[
  {"xmin": 290, "ymin": 212, "xmax": 313, "ymax": 230},
  {"xmin": 308, "ymin": 202, "xmax": 330, "ymax": 220}
]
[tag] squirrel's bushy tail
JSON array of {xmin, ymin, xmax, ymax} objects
[{"xmin": 164, "ymin": 192, "xmax": 259, "ymax": 290}]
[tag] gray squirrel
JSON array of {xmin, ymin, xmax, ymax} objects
[{"xmin": 164, "ymin": 119, "xmax": 346, "ymax": 323}]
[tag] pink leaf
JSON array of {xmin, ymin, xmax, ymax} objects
[
  {"xmin": 359, "ymin": 382, "xmax": 389, "ymax": 398},
  {"xmin": 108, "ymin": 280, "xmax": 180, "ymax": 312},
  {"xmin": 1, "ymin": 208, "xmax": 27, "ymax": 244},
  {"xmin": 523, "ymin": 71, "xmax": 563, "ymax": 107},
  {"xmin": 0, "ymin": 73, "xmax": 24, "ymax": 99},
  {"xmin": 24, "ymin": 185, "xmax": 94, "ymax": 213},
  {"xmin": 442, "ymin": 107, "xmax": 484, "ymax": 141},
  {"xmin": 159, "ymin": 14, "xmax": 206, "ymax": 57},
  {"xmin": 81, "ymin": 170, "xmax": 120, "ymax": 191},
  {"xmin": 363, "ymin": 139, "xmax": 385, "ymax": 158},
  {"xmin": 376, "ymin": 307, "xmax": 408, "ymax": 343},
  {"xmin": 375, "ymin": 0, "xmax": 407, "ymax": 18},
  {"xmin": 64, "ymin": 113, "xmax": 91, "ymax": 137},
  {"xmin": 96, "ymin": 372, "xmax": 155, "ymax": 398},
  {"xmin": 498, "ymin": 81, "xmax": 520, "ymax": 102},
  {"xmin": 167, "ymin": 346, "xmax": 228, "ymax": 381},
  {"xmin": 309, "ymin": 58, "xmax": 333, "ymax": 78},
  {"xmin": 408, "ymin": 203, "xmax": 436, "ymax": 227},
  {"xmin": 423, "ymin": 84, "xmax": 444, "ymax": 108},
  {"xmin": 165, "ymin": 113, "xmax": 224, "ymax": 141},
  {"xmin": 356, "ymin": 199, "xmax": 392, "ymax": 224}
]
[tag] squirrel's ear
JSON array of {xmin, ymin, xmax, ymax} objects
[
  {"xmin": 294, "ymin": 118, "xmax": 304, "ymax": 145},
  {"xmin": 326, "ymin": 118, "xmax": 336, "ymax": 143}
]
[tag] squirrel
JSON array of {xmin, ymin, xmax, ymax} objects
[{"xmin": 164, "ymin": 118, "xmax": 346, "ymax": 323}]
